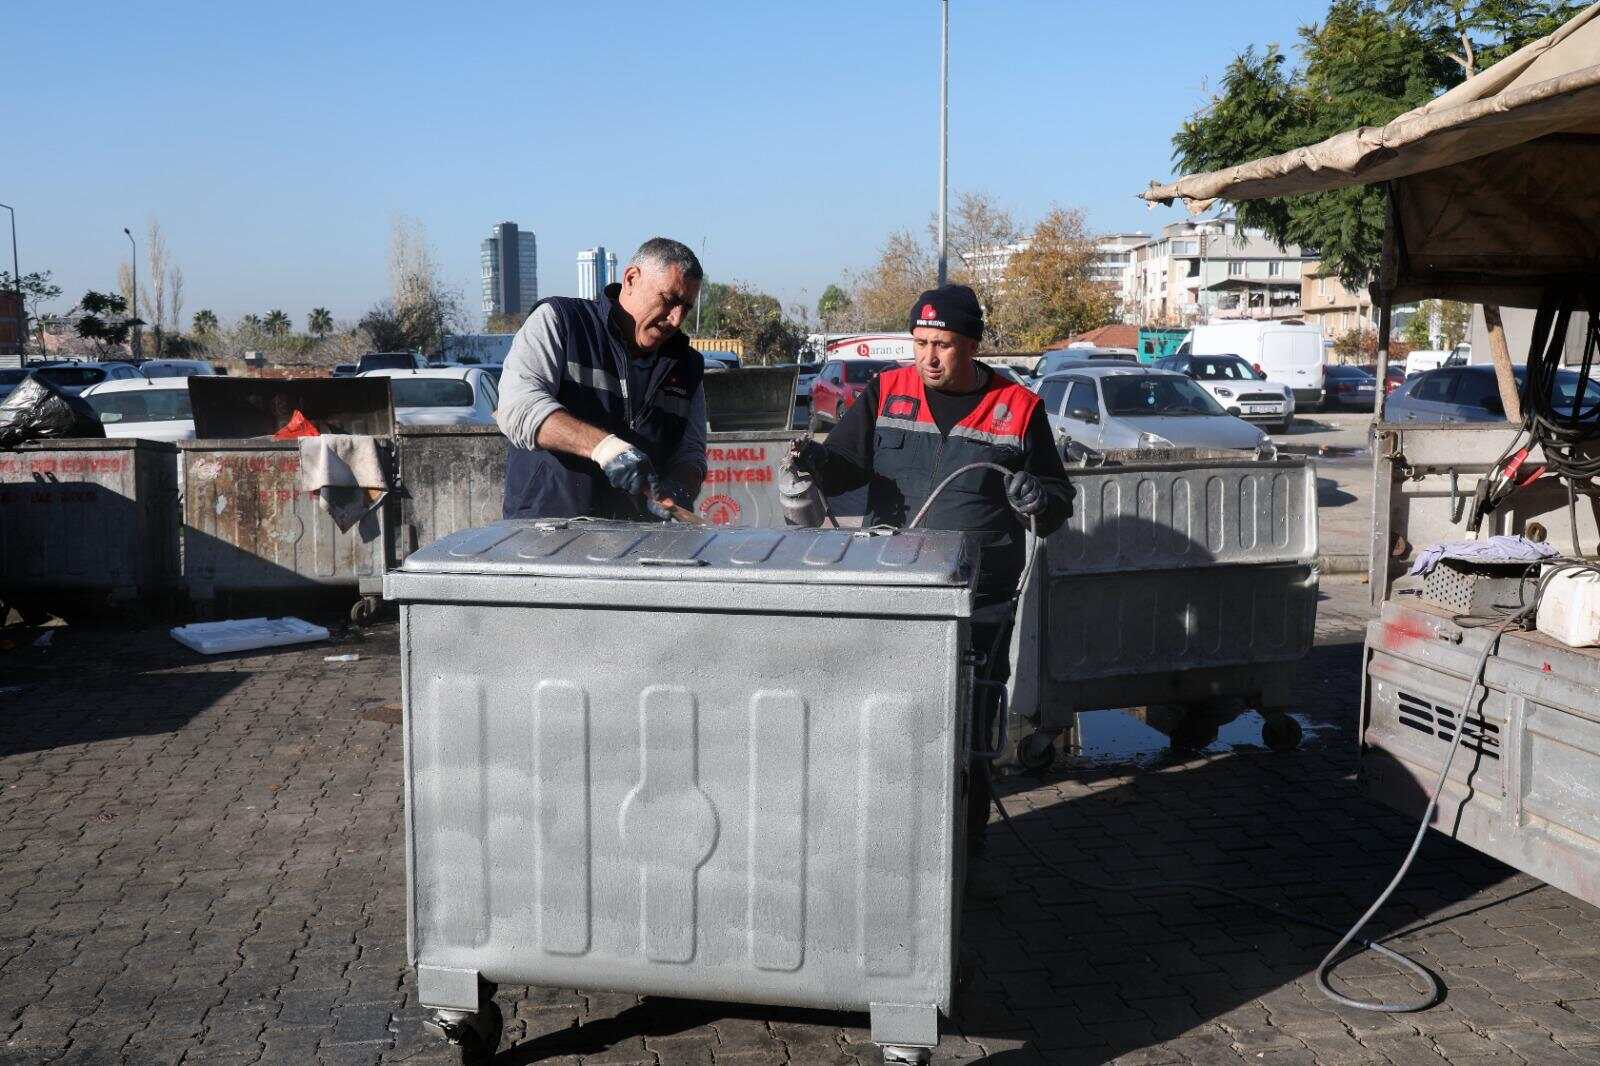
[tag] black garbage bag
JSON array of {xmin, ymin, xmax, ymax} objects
[{"xmin": 0, "ymin": 375, "xmax": 107, "ymax": 448}]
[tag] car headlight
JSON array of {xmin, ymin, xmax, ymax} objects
[
  {"xmin": 1214, "ymin": 387, "xmax": 1233, "ymax": 398},
  {"xmin": 1137, "ymin": 431, "xmax": 1173, "ymax": 449}
]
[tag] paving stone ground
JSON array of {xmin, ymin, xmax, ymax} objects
[{"xmin": 4, "ymin": 578, "xmax": 1600, "ymax": 1065}]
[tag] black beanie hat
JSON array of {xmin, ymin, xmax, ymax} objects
[{"xmin": 908, "ymin": 284, "xmax": 983, "ymax": 341}]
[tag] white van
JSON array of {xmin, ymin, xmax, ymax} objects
[
  {"xmin": 1184, "ymin": 322, "xmax": 1326, "ymax": 408},
  {"xmin": 1404, "ymin": 348, "xmax": 1467, "ymax": 377}
]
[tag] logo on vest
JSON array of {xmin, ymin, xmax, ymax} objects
[
  {"xmin": 884, "ymin": 394, "xmax": 920, "ymax": 420},
  {"xmin": 990, "ymin": 401, "xmax": 1013, "ymax": 430}
]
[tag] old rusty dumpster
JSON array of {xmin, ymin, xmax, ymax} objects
[
  {"xmin": 179, "ymin": 377, "xmax": 396, "ymax": 621},
  {"xmin": 387, "ymin": 520, "xmax": 978, "ymax": 1064},
  {"xmin": 0, "ymin": 438, "xmax": 180, "ymax": 610},
  {"xmin": 392, "ymin": 425, "xmax": 507, "ymax": 565}
]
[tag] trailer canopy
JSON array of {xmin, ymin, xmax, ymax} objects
[{"xmin": 1141, "ymin": 3, "xmax": 1600, "ymax": 308}]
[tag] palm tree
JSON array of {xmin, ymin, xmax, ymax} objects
[
  {"xmin": 192, "ymin": 309, "xmax": 219, "ymax": 334},
  {"xmin": 263, "ymin": 309, "xmax": 291, "ymax": 337},
  {"xmin": 307, "ymin": 307, "xmax": 334, "ymax": 338},
  {"xmin": 240, "ymin": 313, "xmax": 263, "ymax": 331}
]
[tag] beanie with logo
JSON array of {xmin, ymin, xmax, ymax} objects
[{"xmin": 907, "ymin": 284, "xmax": 984, "ymax": 341}]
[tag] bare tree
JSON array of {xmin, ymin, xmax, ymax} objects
[
  {"xmin": 167, "ymin": 265, "xmax": 184, "ymax": 338},
  {"xmin": 993, "ymin": 206, "xmax": 1117, "ymax": 349},
  {"xmin": 941, "ymin": 191, "xmax": 1023, "ymax": 339},
  {"xmin": 140, "ymin": 219, "xmax": 171, "ymax": 356},
  {"xmin": 385, "ymin": 213, "xmax": 464, "ymax": 355}
]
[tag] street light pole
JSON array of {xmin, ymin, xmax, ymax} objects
[
  {"xmin": 936, "ymin": 0, "xmax": 950, "ymax": 288},
  {"xmin": 0, "ymin": 203, "xmax": 19, "ymax": 362},
  {"xmin": 123, "ymin": 227, "xmax": 140, "ymax": 359}
]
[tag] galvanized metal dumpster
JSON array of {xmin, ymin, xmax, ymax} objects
[
  {"xmin": 386, "ymin": 520, "xmax": 976, "ymax": 1062},
  {"xmin": 0, "ymin": 438, "xmax": 179, "ymax": 608},
  {"xmin": 1010, "ymin": 453, "xmax": 1320, "ymax": 764}
]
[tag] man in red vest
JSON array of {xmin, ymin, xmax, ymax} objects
[{"xmin": 794, "ymin": 284, "xmax": 1073, "ymax": 850}]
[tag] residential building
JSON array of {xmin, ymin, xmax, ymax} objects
[
  {"xmin": 577, "ymin": 246, "xmax": 618, "ymax": 300},
  {"xmin": 1129, "ymin": 217, "xmax": 1311, "ymax": 326},
  {"xmin": 1091, "ymin": 232, "xmax": 1148, "ymax": 322},
  {"xmin": 480, "ymin": 222, "xmax": 538, "ymax": 318},
  {"xmin": 1300, "ymin": 268, "xmax": 1375, "ymax": 339}
]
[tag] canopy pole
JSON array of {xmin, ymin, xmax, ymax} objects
[
  {"xmin": 1483, "ymin": 304, "xmax": 1523, "ymax": 423},
  {"xmin": 1373, "ymin": 295, "xmax": 1394, "ymax": 422}
]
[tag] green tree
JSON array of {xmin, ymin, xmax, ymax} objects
[
  {"xmin": 691, "ymin": 282, "xmax": 804, "ymax": 364},
  {"xmin": 308, "ymin": 307, "xmax": 334, "ymax": 337},
  {"xmin": 1171, "ymin": 0, "xmax": 1572, "ymax": 290},
  {"xmin": 1402, "ymin": 298, "xmax": 1473, "ymax": 348},
  {"xmin": 71, "ymin": 291, "xmax": 142, "ymax": 354},
  {"xmin": 992, "ymin": 207, "xmax": 1118, "ymax": 349},
  {"xmin": 263, "ymin": 309, "xmax": 291, "ymax": 337},
  {"xmin": 240, "ymin": 313, "xmax": 263, "ymax": 331},
  {"xmin": 816, "ymin": 284, "xmax": 852, "ymax": 329},
  {"xmin": 192, "ymin": 309, "xmax": 219, "ymax": 334}
]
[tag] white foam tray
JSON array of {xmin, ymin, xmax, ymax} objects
[{"xmin": 170, "ymin": 616, "xmax": 331, "ymax": 655}]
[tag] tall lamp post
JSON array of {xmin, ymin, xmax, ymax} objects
[
  {"xmin": 0, "ymin": 203, "xmax": 19, "ymax": 362},
  {"xmin": 935, "ymin": 0, "xmax": 950, "ymax": 287},
  {"xmin": 123, "ymin": 227, "xmax": 141, "ymax": 359}
]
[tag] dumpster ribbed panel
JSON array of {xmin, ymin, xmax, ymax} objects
[
  {"xmin": 859, "ymin": 694, "xmax": 920, "ymax": 979},
  {"xmin": 420, "ymin": 675, "xmax": 489, "ymax": 950},
  {"xmin": 748, "ymin": 691, "xmax": 807, "ymax": 972},
  {"xmin": 534, "ymin": 681, "xmax": 591, "ymax": 956}
]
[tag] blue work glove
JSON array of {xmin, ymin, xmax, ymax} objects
[
  {"xmin": 591, "ymin": 434, "xmax": 656, "ymax": 498},
  {"xmin": 1005, "ymin": 471, "xmax": 1046, "ymax": 516}
]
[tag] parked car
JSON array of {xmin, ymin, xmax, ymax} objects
[
  {"xmin": 139, "ymin": 359, "xmax": 217, "ymax": 379},
  {"xmin": 359, "ymin": 367, "xmax": 500, "ymax": 427},
  {"xmin": 1184, "ymin": 321, "xmax": 1325, "ymax": 408},
  {"xmin": 1031, "ymin": 348, "xmax": 1140, "ymax": 384},
  {"xmin": 1403, "ymin": 348, "xmax": 1466, "ymax": 377},
  {"xmin": 702, "ymin": 353, "xmax": 731, "ymax": 373},
  {"xmin": 79, "ymin": 377, "xmax": 195, "ymax": 441},
  {"xmin": 1358, "ymin": 363, "xmax": 1406, "ymax": 393},
  {"xmin": 701, "ymin": 351, "xmax": 740, "ymax": 370},
  {"xmin": 1036, "ymin": 365, "xmax": 1269, "ymax": 452},
  {"xmin": 808, "ymin": 358, "xmax": 899, "ymax": 433},
  {"xmin": 1154, "ymin": 353, "xmax": 1294, "ymax": 431},
  {"xmin": 30, "ymin": 361, "xmax": 147, "ymax": 396},
  {"xmin": 0, "ymin": 367, "xmax": 30, "ymax": 400},
  {"xmin": 356, "ymin": 351, "xmax": 426, "ymax": 374},
  {"xmin": 1385, "ymin": 364, "xmax": 1583, "ymax": 423},
  {"xmin": 331, "ymin": 363, "xmax": 359, "ymax": 378},
  {"xmin": 1322, "ymin": 364, "xmax": 1379, "ymax": 409}
]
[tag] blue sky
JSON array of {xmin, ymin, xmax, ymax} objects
[{"xmin": 12, "ymin": 1, "xmax": 1323, "ymax": 329}]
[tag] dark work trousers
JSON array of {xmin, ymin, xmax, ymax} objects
[{"xmin": 967, "ymin": 611, "xmax": 1014, "ymax": 847}]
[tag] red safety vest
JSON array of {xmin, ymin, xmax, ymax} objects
[{"xmin": 867, "ymin": 363, "xmax": 1041, "ymax": 538}]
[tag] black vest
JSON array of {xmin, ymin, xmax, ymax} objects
[{"xmin": 502, "ymin": 287, "xmax": 702, "ymax": 520}]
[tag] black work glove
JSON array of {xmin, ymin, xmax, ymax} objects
[
  {"xmin": 788, "ymin": 440, "xmax": 831, "ymax": 477},
  {"xmin": 1005, "ymin": 470, "xmax": 1046, "ymax": 516},
  {"xmin": 593, "ymin": 436, "xmax": 657, "ymax": 498},
  {"xmin": 644, "ymin": 477, "xmax": 692, "ymax": 520}
]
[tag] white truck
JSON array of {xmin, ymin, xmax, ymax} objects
[{"xmin": 1183, "ymin": 321, "xmax": 1327, "ymax": 409}]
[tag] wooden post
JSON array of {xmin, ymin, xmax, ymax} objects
[
  {"xmin": 1373, "ymin": 296, "xmax": 1393, "ymax": 422},
  {"xmin": 1483, "ymin": 303, "xmax": 1523, "ymax": 423}
]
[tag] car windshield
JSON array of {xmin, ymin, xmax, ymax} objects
[
  {"xmin": 86, "ymin": 389, "xmax": 192, "ymax": 423},
  {"xmin": 1191, "ymin": 356, "xmax": 1262, "ymax": 381},
  {"xmin": 35, "ymin": 366, "xmax": 107, "ymax": 387},
  {"xmin": 359, "ymin": 353, "xmax": 416, "ymax": 372},
  {"xmin": 843, "ymin": 360, "xmax": 897, "ymax": 384},
  {"xmin": 390, "ymin": 378, "xmax": 474, "ymax": 407},
  {"xmin": 1101, "ymin": 375, "xmax": 1227, "ymax": 417}
]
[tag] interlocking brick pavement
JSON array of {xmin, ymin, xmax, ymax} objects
[{"xmin": 3, "ymin": 578, "xmax": 1599, "ymax": 1064}]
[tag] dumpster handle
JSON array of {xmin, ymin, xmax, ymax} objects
[{"xmin": 969, "ymin": 679, "xmax": 1009, "ymax": 761}]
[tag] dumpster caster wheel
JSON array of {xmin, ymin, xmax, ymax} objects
[
  {"xmin": 428, "ymin": 1000, "xmax": 503, "ymax": 1066},
  {"xmin": 881, "ymin": 1046, "xmax": 932, "ymax": 1065},
  {"xmin": 351, "ymin": 596, "xmax": 381, "ymax": 626},
  {"xmin": 1263, "ymin": 714, "xmax": 1303, "ymax": 752},
  {"xmin": 1016, "ymin": 731, "xmax": 1055, "ymax": 772}
]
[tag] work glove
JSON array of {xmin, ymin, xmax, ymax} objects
[
  {"xmin": 591, "ymin": 434, "xmax": 656, "ymax": 498},
  {"xmin": 786, "ymin": 440, "xmax": 831, "ymax": 478},
  {"xmin": 644, "ymin": 477, "xmax": 691, "ymax": 521},
  {"xmin": 1005, "ymin": 470, "xmax": 1046, "ymax": 517}
]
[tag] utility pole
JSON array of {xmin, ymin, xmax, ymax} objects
[
  {"xmin": 123, "ymin": 227, "xmax": 140, "ymax": 359},
  {"xmin": 936, "ymin": 0, "xmax": 950, "ymax": 288},
  {"xmin": 694, "ymin": 235, "xmax": 706, "ymax": 334},
  {"xmin": 0, "ymin": 203, "xmax": 18, "ymax": 362}
]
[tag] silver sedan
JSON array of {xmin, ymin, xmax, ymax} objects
[{"xmin": 1036, "ymin": 365, "xmax": 1269, "ymax": 453}]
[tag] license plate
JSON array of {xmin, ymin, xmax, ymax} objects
[{"xmin": 1244, "ymin": 404, "xmax": 1280, "ymax": 414}]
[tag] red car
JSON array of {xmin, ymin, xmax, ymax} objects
[
  {"xmin": 808, "ymin": 358, "xmax": 899, "ymax": 433},
  {"xmin": 1358, "ymin": 363, "xmax": 1406, "ymax": 394}
]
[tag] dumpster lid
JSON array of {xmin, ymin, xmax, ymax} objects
[{"xmin": 393, "ymin": 519, "xmax": 974, "ymax": 587}]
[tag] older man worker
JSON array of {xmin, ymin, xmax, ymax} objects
[
  {"xmin": 496, "ymin": 237, "xmax": 707, "ymax": 520},
  {"xmin": 792, "ymin": 283, "xmax": 1073, "ymax": 849}
]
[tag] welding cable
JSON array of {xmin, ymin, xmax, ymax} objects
[{"xmin": 907, "ymin": 464, "xmax": 1448, "ymax": 1013}]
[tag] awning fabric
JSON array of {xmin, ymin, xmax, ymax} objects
[{"xmin": 1141, "ymin": 4, "xmax": 1600, "ymax": 307}]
